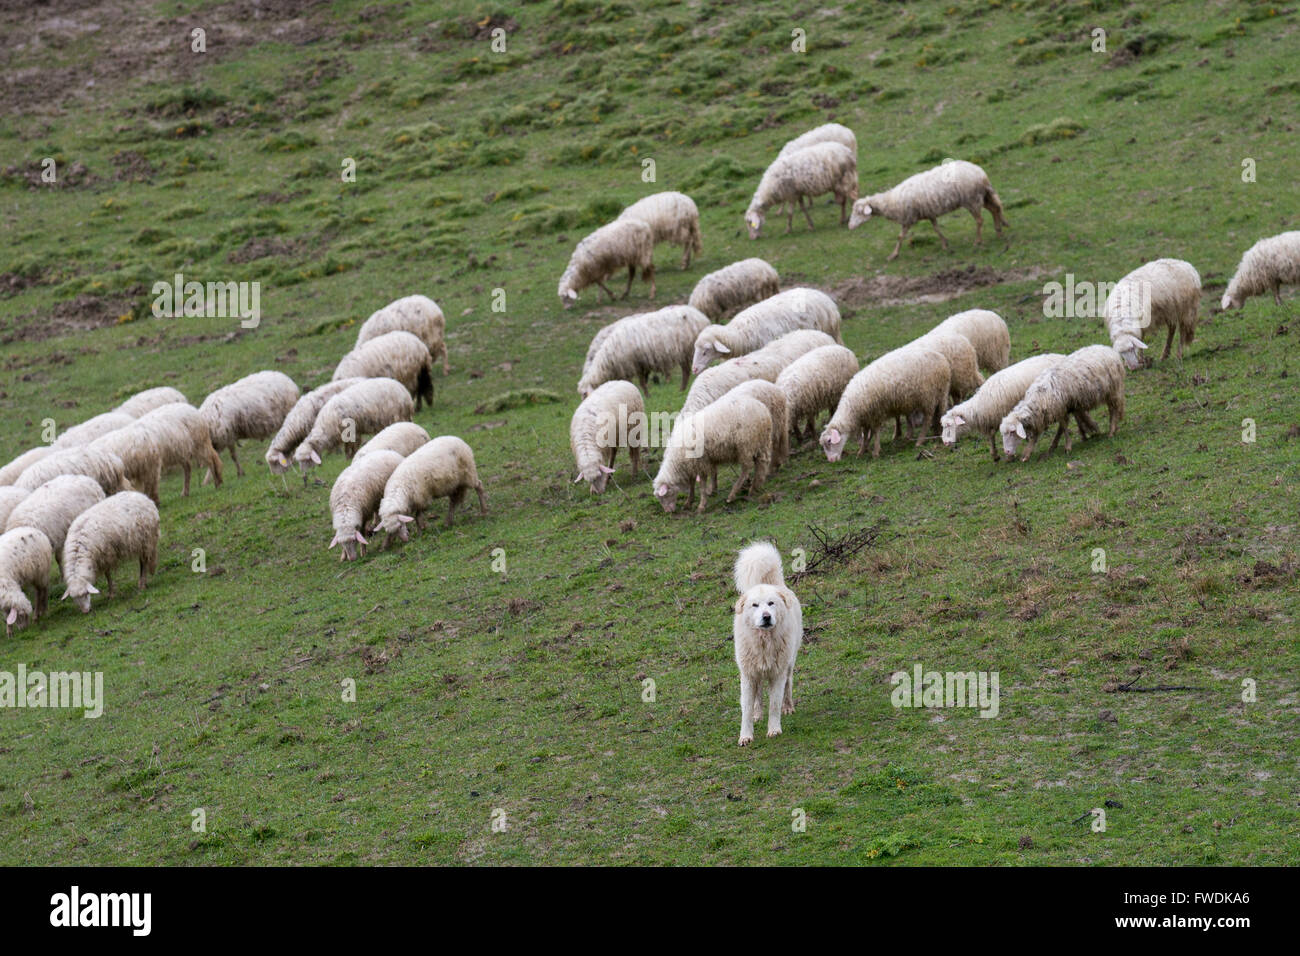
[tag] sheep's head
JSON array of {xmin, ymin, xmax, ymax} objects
[
  {"xmin": 820, "ymin": 426, "xmax": 847, "ymax": 462},
  {"xmin": 576, "ymin": 379, "xmax": 594, "ymax": 399},
  {"xmin": 999, "ymin": 414, "xmax": 1030, "ymax": 459},
  {"xmin": 329, "ymin": 528, "xmax": 367, "ymax": 562},
  {"xmin": 653, "ymin": 481, "xmax": 680, "ymax": 513},
  {"xmin": 266, "ymin": 450, "xmax": 292, "ymax": 475},
  {"xmin": 293, "ymin": 445, "xmax": 322, "ymax": 476},
  {"xmin": 377, "ymin": 512, "xmax": 415, "ymax": 543},
  {"xmin": 576, "ymin": 464, "xmax": 615, "ymax": 494},
  {"xmin": 939, "ymin": 411, "xmax": 965, "ymax": 446},
  {"xmin": 1111, "ymin": 333, "xmax": 1148, "ymax": 370},
  {"xmin": 4, "ymin": 598, "xmax": 34, "ymax": 636},
  {"xmin": 559, "ymin": 285, "xmax": 579, "ymax": 310},
  {"xmin": 745, "ymin": 211, "xmax": 764, "ymax": 240},
  {"xmin": 1220, "ymin": 291, "xmax": 1242, "ymax": 311},
  {"xmin": 848, "ymin": 200, "xmax": 873, "ymax": 229},
  {"xmin": 691, "ymin": 333, "xmax": 730, "ymax": 375},
  {"xmin": 60, "ymin": 581, "xmax": 97, "ymax": 614}
]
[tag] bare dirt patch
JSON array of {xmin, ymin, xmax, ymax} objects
[
  {"xmin": 228, "ymin": 236, "xmax": 306, "ymax": 264},
  {"xmin": 2, "ymin": 292, "xmax": 137, "ymax": 344},
  {"xmin": 830, "ymin": 265, "xmax": 1056, "ymax": 307}
]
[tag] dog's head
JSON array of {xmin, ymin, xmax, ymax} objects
[{"xmin": 735, "ymin": 584, "xmax": 789, "ymax": 632}]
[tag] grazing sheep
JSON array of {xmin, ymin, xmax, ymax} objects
[
  {"xmin": 746, "ymin": 142, "xmax": 858, "ymax": 238},
  {"xmin": 778, "ymin": 122, "xmax": 857, "ymax": 160},
  {"xmin": 618, "ymin": 191, "xmax": 703, "ymax": 269},
  {"xmin": 578, "ymin": 305, "xmax": 711, "ymax": 398},
  {"xmin": 354, "ymin": 422, "xmax": 430, "ymax": 460},
  {"xmin": 15, "ymin": 446, "xmax": 126, "ymax": 496},
  {"xmin": 135, "ymin": 403, "xmax": 223, "ymax": 496},
  {"xmin": 5, "ymin": 474, "xmax": 105, "ymax": 568},
  {"xmin": 999, "ymin": 345, "xmax": 1125, "ymax": 461},
  {"xmin": 653, "ymin": 394, "xmax": 772, "ymax": 513},
  {"xmin": 0, "ymin": 447, "xmax": 53, "ymax": 487},
  {"xmin": 375, "ymin": 437, "xmax": 487, "ymax": 544},
  {"xmin": 688, "ymin": 258, "xmax": 781, "ymax": 322},
  {"xmin": 333, "ymin": 331, "xmax": 434, "ymax": 410},
  {"xmin": 357, "ymin": 294, "xmax": 449, "ymax": 375},
  {"xmin": 114, "ymin": 386, "xmax": 187, "ymax": 418},
  {"xmin": 571, "ymin": 380, "xmax": 647, "ymax": 493},
  {"xmin": 60, "ymin": 491, "xmax": 160, "ymax": 613},
  {"xmin": 849, "ymin": 160, "xmax": 1008, "ymax": 260},
  {"xmin": 1103, "ymin": 258, "xmax": 1202, "ymax": 369},
  {"xmin": 930, "ymin": 309, "xmax": 1011, "ymax": 373},
  {"xmin": 912, "ymin": 331, "xmax": 984, "ymax": 401},
  {"xmin": 691, "ymin": 288, "xmax": 842, "ymax": 374},
  {"xmin": 51, "ymin": 412, "xmax": 134, "ymax": 449},
  {"xmin": 558, "ymin": 218, "xmax": 656, "ymax": 308},
  {"xmin": 328, "ymin": 449, "xmax": 405, "ymax": 562},
  {"xmin": 820, "ymin": 347, "xmax": 951, "ymax": 461},
  {"xmin": 88, "ymin": 424, "xmax": 164, "ymax": 503},
  {"xmin": 0, "ymin": 526, "xmax": 52, "ymax": 636},
  {"xmin": 775, "ymin": 344, "xmax": 861, "ymax": 441},
  {"xmin": 681, "ymin": 329, "xmax": 836, "ymax": 416},
  {"xmin": 725, "ymin": 379, "xmax": 790, "ymax": 469},
  {"xmin": 200, "ymin": 370, "xmax": 301, "ymax": 478},
  {"xmin": 293, "ymin": 378, "xmax": 415, "ymax": 477},
  {"xmin": 0, "ymin": 487, "xmax": 29, "ymax": 529},
  {"xmin": 940, "ymin": 354, "xmax": 1066, "ymax": 460},
  {"xmin": 264, "ymin": 378, "xmax": 366, "ymax": 475},
  {"xmin": 1221, "ymin": 231, "xmax": 1300, "ymax": 310}
]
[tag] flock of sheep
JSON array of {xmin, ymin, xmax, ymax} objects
[{"xmin": 1, "ymin": 120, "xmax": 1297, "ymax": 634}]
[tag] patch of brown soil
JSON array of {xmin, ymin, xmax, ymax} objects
[
  {"xmin": 2, "ymin": 292, "xmax": 137, "ymax": 344},
  {"xmin": 830, "ymin": 265, "xmax": 1056, "ymax": 307},
  {"xmin": 227, "ymin": 236, "xmax": 305, "ymax": 264}
]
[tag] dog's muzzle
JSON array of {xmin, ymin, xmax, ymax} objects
[{"xmin": 759, "ymin": 614, "xmax": 773, "ymax": 628}]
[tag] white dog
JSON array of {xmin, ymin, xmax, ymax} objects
[{"xmin": 732, "ymin": 542, "xmax": 802, "ymax": 746}]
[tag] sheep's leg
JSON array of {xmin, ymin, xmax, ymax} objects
[
  {"xmin": 681, "ymin": 243, "xmax": 691, "ymax": 270},
  {"xmin": 445, "ymin": 495, "xmax": 458, "ymax": 528},
  {"xmin": 1047, "ymin": 421, "xmax": 1067, "ymax": 454},
  {"xmin": 596, "ymin": 279, "xmax": 615, "ymax": 301},
  {"xmin": 1162, "ymin": 325, "xmax": 1175, "ymax": 360},
  {"xmin": 839, "ymin": 193, "xmax": 849, "ymax": 225},
  {"xmin": 680, "ymin": 362, "xmax": 689, "ymax": 390},
  {"xmin": 858, "ymin": 429, "xmax": 868, "ymax": 456},
  {"xmin": 1273, "ymin": 284, "xmax": 1283, "ymax": 306},
  {"xmin": 606, "ymin": 446, "xmax": 618, "ymax": 469},
  {"xmin": 750, "ymin": 454, "xmax": 769, "ymax": 496},
  {"xmin": 440, "ymin": 343, "xmax": 450, "ymax": 375},
  {"xmin": 475, "ymin": 481, "xmax": 488, "ymax": 514},
  {"xmin": 801, "ymin": 196, "xmax": 816, "ymax": 230},
  {"xmin": 630, "ymin": 445, "xmax": 641, "ymax": 476},
  {"xmin": 686, "ymin": 478, "xmax": 696, "ymax": 509},
  {"xmin": 929, "ymin": 218, "xmax": 950, "ymax": 252},
  {"xmin": 785, "ymin": 203, "xmax": 795, "ymax": 234},
  {"xmin": 636, "ymin": 372, "xmax": 649, "ymax": 395},
  {"xmin": 871, "ymin": 428, "xmax": 882, "ymax": 459},
  {"xmin": 726, "ymin": 465, "xmax": 752, "ymax": 504},
  {"xmin": 1019, "ymin": 435, "xmax": 1039, "ymax": 462},
  {"xmin": 645, "ymin": 265, "xmax": 655, "ymax": 300},
  {"xmin": 182, "ymin": 464, "xmax": 191, "ymax": 497},
  {"xmin": 696, "ymin": 478, "xmax": 710, "ymax": 513},
  {"xmin": 621, "ymin": 266, "xmax": 635, "ymax": 299},
  {"xmin": 1074, "ymin": 410, "xmax": 1099, "ymax": 437},
  {"xmin": 989, "ymin": 433, "xmax": 1000, "ymax": 461},
  {"xmin": 1108, "ymin": 401, "xmax": 1122, "ymax": 436},
  {"xmin": 887, "ymin": 225, "xmax": 909, "ymax": 261},
  {"xmin": 970, "ymin": 207, "xmax": 984, "ymax": 245},
  {"xmin": 229, "ymin": 443, "xmax": 243, "ymax": 478},
  {"xmin": 105, "ymin": 569, "xmax": 114, "ymax": 600},
  {"xmin": 894, "ymin": 416, "xmax": 904, "ymax": 441},
  {"xmin": 708, "ymin": 464, "xmax": 718, "ymax": 495}
]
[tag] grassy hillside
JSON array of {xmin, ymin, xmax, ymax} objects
[{"xmin": 1, "ymin": 0, "xmax": 1297, "ymax": 864}]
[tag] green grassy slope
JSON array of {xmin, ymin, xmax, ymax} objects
[{"xmin": 0, "ymin": 0, "xmax": 1297, "ymax": 864}]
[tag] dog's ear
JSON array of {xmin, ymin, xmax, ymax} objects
[{"xmin": 734, "ymin": 595, "xmax": 747, "ymax": 617}]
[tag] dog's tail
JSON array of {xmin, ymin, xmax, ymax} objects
[{"xmin": 734, "ymin": 541, "xmax": 784, "ymax": 592}]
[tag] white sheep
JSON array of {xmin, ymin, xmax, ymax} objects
[
  {"xmin": 681, "ymin": 329, "xmax": 836, "ymax": 416},
  {"xmin": 930, "ymin": 309, "xmax": 1011, "ymax": 372},
  {"xmin": 354, "ymin": 422, "xmax": 430, "ymax": 460},
  {"xmin": 691, "ymin": 288, "xmax": 842, "ymax": 374},
  {"xmin": 778, "ymin": 122, "xmax": 857, "ymax": 160},
  {"xmin": 617, "ymin": 191, "xmax": 703, "ymax": 269},
  {"xmin": 940, "ymin": 354, "xmax": 1066, "ymax": 460},
  {"xmin": 0, "ymin": 487, "xmax": 29, "ymax": 529},
  {"xmin": 0, "ymin": 447, "xmax": 53, "ymax": 487},
  {"xmin": 653, "ymin": 394, "xmax": 772, "ymax": 513},
  {"xmin": 775, "ymin": 344, "xmax": 861, "ymax": 441},
  {"xmin": 558, "ymin": 218, "xmax": 656, "ymax": 308},
  {"xmin": 912, "ymin": 331, "xmax": 984, "ymax": 401},
  {"xmin": 578, "ymin": 305, "xmax": 711, "ymax": 398},
  {"xmin": 0, "ymin": 526, "xmax": 52, "ymax": 636},
  {"xmin": 999, "ymin": 345, "xmax": 1125, "ymax": 460},
  {"xmin": 1104, "ymin": 258, "xmax": 1202, "ymax": 368},
  {"xmin": 293, "ymin": 378, "xmax": 415, "ymax": 476},
  {"xmin": 135, "ymin": 403, "xmax": 223, "ymax": 496},
  {"xmin": 328, "ymin": 449, "xmax": 405, "ymax": 562},
  {"xmin": 746, "ymin": 142, "xmax": 858, "ymax": 238},
  {"xmin": 687, "ymin": 258, "xmax": 781, "ymax": 321},
  {"xmin": 357, "ymin": 294, "xmax": 449, "ymax": 375},
  {"xmin": 333, "ymin": 330, "xmax": 435, "ymax": 410},
  {"xmin": 114, "ymin": 386, "xmax": 187, "ymax": 419},
  {"xmin": 61, "ymin": 491, "xmax": 160, "ymax": 613},
  {"xmin": 5, "ymin": 474, "xmax": 105, "ymax": 569},
  {"xmin": 820, "ymin": 347, "xmax": 951, "ymax": 460},
  {"xmin": 725, "ymin": 379, "xmax": 789, "ymax": 469},
  {"xmin": 199, "ymin": 370, "xmax": 301, "ymax": 478},
  {"xmin": 570, "ymin": 380, "xmax": 647, "ymax": 494},
  {"xmin": 264, "ymin": 378, "xmax": 366, "ymax": 475},
  {"xmin": 1221, "ymin": 231, "xmax": 1300, "ymax": 310},
  {"xmin": 849, "ymin": 160, "xmax": 1009, "ymax": 260},
  {"xmin": 375, "ymin": 436, "xmax": 487, "ymax": 544},
  {"xmin": 88, "ymin": 424, "xmax": 164, "ymax": 503},
  {"xmin": 51, "ymin": 412, "xmax": 135, "ymax": 449},
  {"xmin": 15, "ymin": 446, "xmax": 126, "ymax": 496}
]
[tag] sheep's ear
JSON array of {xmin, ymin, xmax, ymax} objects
[
  {"xmin": 655, "ymin": 484, "xmax": 668, "ymax": 497},
  {"xmin": 328, "ymin": 534, "xmax": 340, "ymax": 549},
  {"xmin": 714, "ymin": 342, "xmax": 730, "ymax": 354},
  {"xmin": 5, "ymin": 607, "xmax": 16, "ymax": 625},
  {"xmin": 355, "ymin": 531, "xmax": 368, "ymax": 544},
  {"xmin": 1015, "ymin": 422, "xmax": 1027, "ymax": 440},
  {"xmin": 310, "ymin": 450, "xmax": 322, "ymax": 465},
  {"xmin": 828, "ymin": 428, "xmax": 842, "ymax": 444},
  {"xmin": 953, "ymin": 414, "xmax": 965, "ymax": 426},
  {"xmin": 60, "ymin": 589, "xmax": 69, "ymax": 601},
  {"xmin": 599, "ymin": 465, "xmax": 615, "ymax": 475},
  {"xmin": 573, "ymin": 474, "xmax": 584, "ymax": 484},
  {"xmin": 398, "ymin": 514, "xmax": 415, "ymax": 524},
  {"xmin": 86, "ymin": 584, "xmax": 100, "ymax": 595},
  {"xmin": 1135, "ymin": 339, "xmax": 1148, "ymax": 350}
]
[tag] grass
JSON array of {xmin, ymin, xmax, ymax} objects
[{"xmin": 0, "ymin": 0, "xmax": 1297, "ymax": 865}]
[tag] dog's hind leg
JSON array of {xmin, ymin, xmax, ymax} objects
[
  {"xmin": 738, "ymin": 674, "xmax": 756, "ymax": 746},
  {"xmin": 782, "ymin": 669, "xmax": 795, "ymax": 715}
]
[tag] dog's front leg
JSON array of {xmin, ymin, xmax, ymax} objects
[
  {"xmin": 766, "ymin": 672, "xmax": 785, "ymax": 737},
  {"xmin": 738, "ymin": 674, "xmax": 755, "ymax": 746},
  {"xmin": 782, "ymin": 668, "xmax": 795, "ymax": 715}
]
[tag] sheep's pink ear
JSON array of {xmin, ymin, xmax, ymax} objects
[
  {"xmin": 354, "ymin": 531, "xmax": 367, "ymax": 544},
  {"xmin": 714, "ymin": 343, "xmax": 730, "ymax": 354},
  {"xmin": 953, "ymin": 414, "xmax": 965, "ymax": 426},
  {"xmin": 328, "ymin": 534, "xmax": 340, "ymax": 549},
  {"xmin": 310, "ymin": 450, "xmax": 321, "ymax": 465},
  {"xmin": 398, "ymin": 514, "xmax": 414, "ymax": 524},
  {"xmin": 573, "ymin": 474, "xmax": 584, "ymax": 484},
  {"xmin": 655, "ymin": 484, "xmax": 668, "ymax": 497},
  {"xmin": 60, "ymin": 589, "xmax": 69, "ymax": 601},
  {"xmin": 1015, "ymin": 422, "xmax": 1027, "ymax": 440},
  {"xmin": 828, "ymin": 428, "xmax": 842, "ymax": 443},
  {"xmin": 86, "ymin": 584, "xmax": 100, "ymax": 595},
  {"xmin": 599, "ymin": 465, "xmax": 615, "ymax": 475},
  {"xmin": 5, "ymin": 607, "xmax": 16, "ymax": 625},
  {"xmin": 1134, "ymin": 339, "xmax": 1148, "ymax": 350}
]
